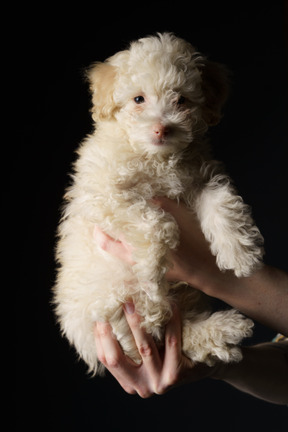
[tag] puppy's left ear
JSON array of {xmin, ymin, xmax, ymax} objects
[
  {"xmin": 86, "ymin": 62, "xmax": 118, "ymax": 121},
  {"xmin": 201, "ymin": 61, "xmax": 230, "ymax": 126}
]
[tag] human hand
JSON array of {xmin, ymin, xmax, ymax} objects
[
  {"xmin": 153, "ymin": 197, "xmax": 218, "ymax": 286},
  {"xmin": 94, "ymin": 303, "xmax": 216, "ymax": 398}
]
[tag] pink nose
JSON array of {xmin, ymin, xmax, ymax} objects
[{"xmin": 152, "ymin": 123, "xmax": 169, "ymax": 139}]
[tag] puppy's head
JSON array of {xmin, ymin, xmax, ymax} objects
[{"xmin": 87, "ymin": 33, "xmax": 229, "ymax": 155}]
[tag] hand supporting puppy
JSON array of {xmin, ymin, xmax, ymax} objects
[
  {"xmin": 94, "ymin": 302, "xmax": 288, "ymax": 403},
  {"xmin": 94, "ymin": 302, "xmax": 215, "ymax": 398},
  {"xmin": 93, "ymin": 197, "xmax": 288, "ymax": 402},
  {"xmin": 93, "ymin": 197, "xmax": 288, "ymax": 335}
]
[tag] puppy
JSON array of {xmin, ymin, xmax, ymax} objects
[{"xmin": 54, "ymin": 33, "xmax": 263, "ymax": 374}]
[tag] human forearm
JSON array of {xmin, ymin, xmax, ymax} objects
[
  {"xmin": 212, "ymin": 342, "xmax": 288, "ymax": 405},
  {"xmin": 191, "ymin": 265, "xmax": 288, "ymax": 336}
]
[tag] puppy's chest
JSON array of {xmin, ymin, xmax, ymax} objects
[{"xmin": 113, "ymin": 159, "xmax": 192, "ymax": 200}]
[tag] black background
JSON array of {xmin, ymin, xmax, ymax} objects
[{"xmin": 9, "ymin": 1, "xmax": 287, "ymax": 430}]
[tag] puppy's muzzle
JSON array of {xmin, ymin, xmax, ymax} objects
[{"xmin": 152, "ymin": 123, "xmax": 171, "ymax": 145}]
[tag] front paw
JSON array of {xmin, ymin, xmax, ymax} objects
[
  {"xmin": 196, "ymin": 179, "xmax": 264, "ymax": 277},
  {"xmin": 214, "ymin": 227, "xmax": 264, "ymax": 277}
]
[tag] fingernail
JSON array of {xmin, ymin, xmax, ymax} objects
[{"xmin": 124, "ymin": 302, "xmax": 135, "ymax": 315}]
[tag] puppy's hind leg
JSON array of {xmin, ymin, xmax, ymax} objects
[
  {"xmin": 195, "ymin": 175, "xmax": 264, "ymax": 277},
  {"xmin": 182, "ymin": 309, "xmax": 254, "ymax": 366}
]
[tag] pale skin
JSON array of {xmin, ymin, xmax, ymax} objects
[{"xmin": 93, "ymin": 197, "xmax": 288, "ymax": 403}]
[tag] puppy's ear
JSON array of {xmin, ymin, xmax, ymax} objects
[
  {"xmin": 201, "ymin": 61, "xmax": 230, "ymax": 126},
  {"xmin": 86, "ymin": 62, "xmax": 117, "ymax": 121}
]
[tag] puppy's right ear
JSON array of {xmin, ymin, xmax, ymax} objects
[
  {"xmin": 201, "ymin": 60, "xmax": 230, "ymax": 126},
  {"xmin": 86, "ymin": 62, "xmax": 117, "ymax": 121}
]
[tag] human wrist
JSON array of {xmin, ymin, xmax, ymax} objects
[
  {"xmin": 209, "ymin": 360, "xmax": 233, "ymax": 381},
  {"xmin": 185, "ymin": 265, "xmax": 233, "ymax": 298}
]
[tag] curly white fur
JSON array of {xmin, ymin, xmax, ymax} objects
[{"xmin": 54, "ymin": 33, "xmax": 263, "ymax": 374}]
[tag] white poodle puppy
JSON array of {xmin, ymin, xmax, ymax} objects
[{"xmin": 54, "ymin": 33, "xmax": 264, "ymax": 374}]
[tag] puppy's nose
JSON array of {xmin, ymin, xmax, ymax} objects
[{"xmin": 152, "ymin": 123, "xmax": 170, "ymax": 139}]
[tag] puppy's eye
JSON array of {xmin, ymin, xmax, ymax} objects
[
  {"xmin": 177, "ymin": 96, "xmax": 186, "ymax": 105},
  {"xmin": 134, "ymin": 96, "xmax": 145, "ymax": 104}
]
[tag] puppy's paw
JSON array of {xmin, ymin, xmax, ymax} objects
[
  {"xmin": 182, "ymin": 309, "xmax": 253, "ymax": 366},
  {"xmin": 214, "ymin": 229, "xmax": 264, "ymax": 277},
  {"xmin": 196, "ymin": 177, "xmax": 264, "ymax": 277}
]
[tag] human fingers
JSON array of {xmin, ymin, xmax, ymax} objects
[
  {"xmin": 95, "ymin": 318, "xmax": 162, "ymax": 398},
  {"xmin": 94, "ymin": 322, "xmax": 138, "ymax": 394},
  {"xmin": 123, "ymin": 303, "xmax": 163, "ymax": 384},
  {"xmin": 94, "ymin": 322, "xmax": 123, "ymax": 369},
  {"xmin": 162, "ymin": 304, "xmax": 183, "ymax": 382},
  {"xmin": 158, "ymin": 304, "xmax": 192, "ymax": 392},
  {"xmin": 162, "ymin": 307, "xmax": 217, "ymax": 388},
  {"xmin": 93, "ymin": 226, "xmax": 135, "ymax": 265}
]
